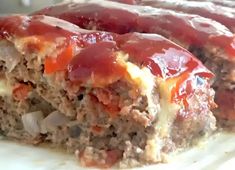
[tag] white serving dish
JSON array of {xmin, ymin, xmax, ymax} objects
[{"xmin": 1, "ymin": 132, "xmax": 235, "ymax": 170}]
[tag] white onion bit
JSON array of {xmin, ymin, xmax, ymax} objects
[
  {"xmin": 0, "ymin": 41, "xmax": 21, "ymax": 72},
  {"xmin": 21, "ymin": 111, "xmax": 44, "ymax": 137},
  {"xmin": 41, "ymin": 111, "xmax": 69, "ymax": 134}
]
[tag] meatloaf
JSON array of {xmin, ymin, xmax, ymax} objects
[
  {"xmin": 112, "ymin": 0, "xmax": 235, "ymax": 125},
  {"xmin": 33, "ymin": 0, "xmax": 235, "ymax": 124},
  {"xmin": 0, "ymin": 15, "xmax": 216, "ymax": 168},
  {"xmin": 117, "ymin": 0, "xmax": 235, "ymax": 32}
]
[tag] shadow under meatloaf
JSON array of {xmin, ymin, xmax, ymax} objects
[
  {"xmin": 0, "ymin": 15, "xmax": 216, "ymax": 168},
  {"xmin": 32, "ymin": 0, "xmax": 235, "ymax": 125}
]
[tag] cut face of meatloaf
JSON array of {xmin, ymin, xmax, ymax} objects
[
  {"xmin": 0, "ymin": 15, "xmax": 216, "ymax": 168},
  {"xmin": 33, "ymin": 0, "xmax": 235, "ymax": 125}
]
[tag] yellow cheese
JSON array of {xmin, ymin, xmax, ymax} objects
[
  {"xmin": 0, "ymin": 79, "xmax": 12, "ymax": 96},
  {"xmin": 157, "ymin": 78, "xmax": 180, "ymax": 137},
  {"xmin": 124, "ymin": 61, "xmax": 160, "ymax": 118},
  {"xmin": 117, "ymin": 51, "xmax": 180, "ymax": 134}
]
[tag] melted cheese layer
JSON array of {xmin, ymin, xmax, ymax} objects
[{"xmin": 0, "ymin": 79, "xmax": 12, "ymax": 96}]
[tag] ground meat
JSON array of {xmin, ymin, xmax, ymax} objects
[{"xmin": 189, "ymin": 46, "xmax": 235, "ymax": 124}]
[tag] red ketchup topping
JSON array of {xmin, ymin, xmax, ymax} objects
[
  {"xmin": 0, "ymin": 15, "xmax": 116, "ymax": 74},
  {"xmin": 190, "ymin": 0, "xmax": 235, "ymax": 8},
  {"xmin": 33, "ymin": 2, "xmax": 235, "ymax": 61},
  {"xmin": 0, "ymin": 15, "xmax": 213, "ymax": 107},
  {"xmin": 114, "ymin": 0, "xmax": 137, "ymax": 5},
  {"xmin": 68, "ymin": 41, "xmax": 126, "ymax": 87},
  {"xmin": 116, "ymin": 33, "xmax": 213, "ymax": 104},
  {"xmin": 0, "ymin": 15, "xmax": 74, "ymax": 41},
  {"xmin": 69, "ymin": 32, "xmax": 213, "ymax": 104},
  {"xmin": 0, "ymin": 15, "xmax": 79, "ymax": 74},
  {"xmin": 135, "ymin": 0, "xmax": 235, "ymax": 33}
]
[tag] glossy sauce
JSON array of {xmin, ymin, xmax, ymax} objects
[
  {"xmin": 116, "ymin": 33, "xmax": 213, "ymax": 103},
  {"xmin": 69, "ymin": 32, "xmax": 214, "ymax": 104},
  {"xmin": 113, "ymin": 0, "xmax": 137, "ymax": 5},
  {"xmin": 33, "ymin": 2, "xmax": 235, "ymax": 61},
  {"xmin": 68, "ymin": 41, "xmax": 126, "ymax": 87},
  {"xmin": 186, "ymin": 0, "xmax": 235, "ymax": 8},
  {"xmin": 0, "ymin": 15, "xmax": 115, "ymax": 51},
  {"xmin": 0, "ymin": 15, "xmax": 213, "ymax": 106},
  {"xmin": 136, "ymin": 0, "xmax": 235, "ymax": 32},
  {"xmin": 0, "ymin": 15, "xmax": 74, "ymax": 42},
  {"xmin": 0, "ymin": 15, "xmax": 117, "ymax": 74},
  {"xmin": 0, "ymin": 15, "xmax": 79, "ymax": 75}
]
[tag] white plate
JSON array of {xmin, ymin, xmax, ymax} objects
[
  {"xmin": 1, "ymin": 132, "xmax": 235, "ymax": 170},
  {"xmin": 0, "ymin": 0, "xmax": 63, "ymax": 14}
]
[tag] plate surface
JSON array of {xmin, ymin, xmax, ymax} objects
[{"xmin": 1, "ymin": 132, "xmax": 235, "ymax": 170}]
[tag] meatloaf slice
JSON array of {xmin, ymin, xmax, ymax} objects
[
  {"xmin": 0, "ymin": 15, "xmax": 216, "ymax": 168},
  {"xmin": 116, "ymin": 0, "xmax": 235, "ymax": 32},
  {"xmin": 33, "ymin": 0, "xmax": 235, "ymax": 126},
  {"xmin": 113, "ymin": 0, "xmax": 235, "ymax": 125}
]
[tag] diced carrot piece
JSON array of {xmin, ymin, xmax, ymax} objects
[
  {"xmin": 105, "ymin": 149, "xmax": 122, "ymax": 167},
  {"xmin": 91, "ymin": 125, "xmax": 103, "ymax": 134},
  {"xmin": 13, "ymin": 83, "xmax": 32, "ymax": 101}
]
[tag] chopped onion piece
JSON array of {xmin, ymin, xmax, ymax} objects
[
  {"xmin": 0, "ymin": 41, "xmax": 21, "ymax": 72},
  {"xmin": 21, "ymin": 111, "xmax": 44, "ymax": 137},
  {"xmin": 41, "ymin": 111, "xmax": 69, "ymax": 133}
]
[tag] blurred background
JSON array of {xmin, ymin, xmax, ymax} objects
[{"xmin": 0, "ymin": 0, "xmax": 63, "ymax": 14}]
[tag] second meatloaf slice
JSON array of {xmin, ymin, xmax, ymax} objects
[
  {"xmin": 0, "ymin": 15, "xmax": 216, "ymax": 168},
  {"xmin": 33, "ymin": 0, "xmax": 235, "ymax": 125}
]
